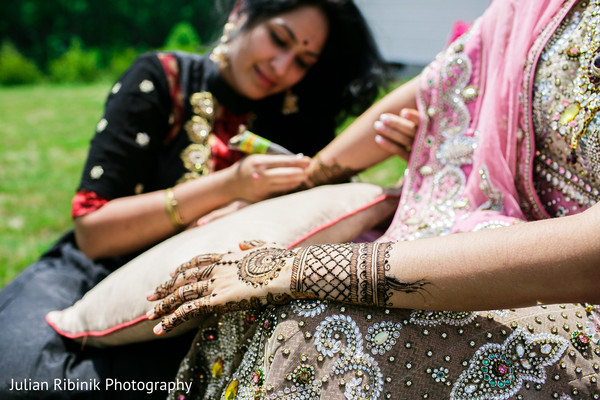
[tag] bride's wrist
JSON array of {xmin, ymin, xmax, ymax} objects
[{"xmin": 290, "ymin": 242, "xmax": 394, "ymax": 306}]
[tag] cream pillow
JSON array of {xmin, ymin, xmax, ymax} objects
[{"xmin": 46, "ymin": 183, "xmax": 399, "ymax": 347}]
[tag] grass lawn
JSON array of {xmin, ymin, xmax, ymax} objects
[
  {"xmin": 0, "ymin": 82, "xmax": 406, "ymax": 288},
  {"xmin": 0, "ymin": 82, "xmax": 111, "ymax": 288}
]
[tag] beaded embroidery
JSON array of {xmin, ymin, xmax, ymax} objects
[
  {"xmin": 218, "ymin": 311, "xmax": 277, "ymax": 400},
  {"xmin": 314, "ymin": 314, "xmax": 384, "ymax": 400},
  {"xmin": 168, "ymin": 313, "xmax": 247, "ymax": 400},
  {"xmin": 384, "ymin": 22, "xmax": 482, "ymax": 242},
  {"xmin": 450, "ymin": 328, "xmax": 569, "ymax": 400},
  {"xmin": 365, "ymin": 321, "xmax": 402, "ymax": 356},
  {"xmin": 290, "ymin": 300, "xmax": 328, "ymax": 318},
  {"xmin": 409, "ymin": 310, "xmax": 477, "ymax": 327},
  {"xmin": 532, "ymin": 0, "xmax": 600, "ymax": 216}
]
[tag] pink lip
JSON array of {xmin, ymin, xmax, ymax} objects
[{"xmin": 254, "ymin": 66, "xmax": 276, "ymax": 89}]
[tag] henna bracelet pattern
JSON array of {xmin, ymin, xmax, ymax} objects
[
  {"xmin": 291, "ymin": 242, "xmax": 427, "ymax": 307},
  {"xmin": 305, "ymin": 156, "xmax": 361, "ymax": 187}
]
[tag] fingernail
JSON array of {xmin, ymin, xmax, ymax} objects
[
  {"xmin": 295, "ymin": 153, "xmax": 304, "ymax": 158},
  {"xmin": 146, "ymin": 290, "xmax": 156, "ymax": 300},
  {"xmin": 146, "ymin": 309, "xmax": 155, "ymax": 319},
  {"xmin": 379, "ymin": 113, "xmax": 390, "ymax": 122},
  {"xmin": 153, "ymin": 324, "xmax": 164, "ymax": 335},
  {"xmin": 400, "ymin": 109, "xmax": 409, "ymax": 117},
  {"xmin": 374, "ymin": 121, "xmax": 384, "ymax": 131},
  {"xmin": 375, "ymin": 135, "xmax": 385, "ymax": 144}
]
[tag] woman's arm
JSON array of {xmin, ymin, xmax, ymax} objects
[
  {"xmin": 305, "ymin": 76, "xmax": 420, "ymax": 186},
  {"xmin": 147, "ymin": 203, "xmax": 600, "ymax": 335},
  {"xmin": 294, "ymin": 207, "xmax": 600, "ymax": 311},
  {"xmin": 75, "ymin": 154, "xmax": 310, "ymax": 260}
]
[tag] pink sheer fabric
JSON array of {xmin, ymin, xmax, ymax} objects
[{"xmin": 382, "ymin": 0, "xmax": 572, "ymax": 242}]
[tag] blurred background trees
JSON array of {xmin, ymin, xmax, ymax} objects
[{"xmin": 0, "ymin": 0, "xmax": 230, "ymax": 85}]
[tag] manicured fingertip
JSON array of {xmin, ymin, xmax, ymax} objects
[
  {"xmin": 146, "ymin": 309, "xmax": 156, "ymax": 319},
  {"xmin": 375, "ymin": 135, "xmax": 385, "ymax": 144},
  {"xmin": 153, "ymin": 324, "xmax": 164, "ymax": 335},
  {"xmin": 374, "ymin": 121, "xmax": 384, "ymax": 132},
  {"xmin": 400, "ymin": 108, "xmax": 409, "ymax": 118},
  {"xmin": 379, "ymin": 113, "xmax": 391, "ymax": 122},
  {"xmin": 146, "ymin": 290, "xmax": 157, "ymax": 301}
]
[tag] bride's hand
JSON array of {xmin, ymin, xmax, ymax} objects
[
  {"xmin": 146, "ymin": 243, "xmax": 296, "ymax": 335},
  {"xmin": 373, "ymin": 108, "xmax": 419, "ymax": 160}
]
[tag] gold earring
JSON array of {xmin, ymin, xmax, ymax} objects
[
  {"xmin": 210, "ymin": 22, "xmax": 236, "ymax": 68},
  {"xmin": 282, "ymin": 89, "xmax": 299, "ymax": 115}
]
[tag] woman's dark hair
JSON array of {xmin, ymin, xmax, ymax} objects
[{"xmin": 216, "ymin": 0, "xmax": 389, "ymax": 122}]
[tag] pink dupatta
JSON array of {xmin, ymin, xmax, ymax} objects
[{"xmin": 382, "ymin": 0, "xmax": 574, "ymax": 242}]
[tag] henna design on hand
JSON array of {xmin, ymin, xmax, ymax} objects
[
  {"xmin": 291, "ymin": 242, "xmax": 430, "ymax": 307},
  {"xmin": 160, "ymin": 296, "xmax": 213, "ymax": 332},
  {"xmin": 237, "ymin": 247, "xmax": 297, "ymax": 287},
  {"xmin": 158, "ymin": 293, "xmax": 294, "ymax": 333},
  {"xmin": 153, "ymin": 277, "xmax": 179, "ymax": 300},
  {"xmin": 153, "ymin": 263, "xmax": 218, "ymax": 300},
  {"xmin": 172, "ymin": 253, "xmax": 223, "ymax": 276},
  {"xmin": 305, "ymin": 155, "xmax": 361, "ymax": 187},
  {"xmin": 211, "ymin": 293, "xmax": 292, "ymax": 313},
  {"xmin": 153, "ymin": 280, "xmax": 211, "ymax": 316},
  {"xmin": 190, "ymin": 263, "xmax": 217, "ymax": 281}
]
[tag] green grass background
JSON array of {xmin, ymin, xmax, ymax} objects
[
  {"xmin": 0, "ymin": 83, "xmax": 110, "ymax": 287},
  {"xmin": 0, "ymin": 83, "xmax": 405, "ymax": 288}
]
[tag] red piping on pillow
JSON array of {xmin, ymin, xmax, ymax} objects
[
  {"xmin": 45, "ymin": 313, "xmax": 148, "ymax": 339},
  {"xmin": 47, "ymin": 191, "xmax": 397, "ymax": 340},
  {"xmin": 285, "ymin": 193, "xmax": 394, "ymax": 249}
]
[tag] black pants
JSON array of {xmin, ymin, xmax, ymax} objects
[{"xmin": 0, "ymin": 233, "xmax": 193, "ymax": 399}]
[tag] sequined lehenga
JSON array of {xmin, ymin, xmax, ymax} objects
[{"xmin": 170, "ymin": 0, "xmax": 600, "ymax": 398}]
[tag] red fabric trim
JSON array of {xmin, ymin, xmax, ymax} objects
[
  {"xmin": 157, "ymin": 53, "xmax": 183, "ymax": 144},
  {"xmin": 285, "ymin": 193, "xmax": 395, "ymax": 249},
  {"xmin": 45, "ymin": 313, "xmax": 149, "ymax": 339},
  {"xmin": 71, "ymin": 190, "xmax": 108, "ymax": 219},
  {"xmin": 211, "ymin": 108, "xmax": 246, "ymax": 171}
]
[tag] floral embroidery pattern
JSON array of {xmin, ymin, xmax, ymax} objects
[
  {"xmin": 450, "ymin": 328, "xmax": 568, "ymax": 400},
  {"xmin": 314, "ymin": 314, "xmax": 383, "ymax": 400},
  {"xmin": 384, "ymin": 22, "xmax": 480, "ymax": 242},
  {"xmin": 365, "ymin": 321, "xmax": 402, "ymax": 355},
  {"xmin": 290, "ymin": 299, "xmax": 328, "ymax": 318},
  {"xmin": 410, "ymin": 310, "xmax": 477, "ymax": 327}
]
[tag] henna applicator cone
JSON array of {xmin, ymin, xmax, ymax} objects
[{"xmin": 228, "ymin": 126, "xmax": 294, "ymax": 155}]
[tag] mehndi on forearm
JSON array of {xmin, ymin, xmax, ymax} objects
[
  {"xmin": 304, "ymin": 155, "xmax": 361, "ymax": 187},
  {"xmin": 290, "ymin": 242, "xmax": 430, "ymax": 307}
]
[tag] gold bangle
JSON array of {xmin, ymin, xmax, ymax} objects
[{"xmin": 165, "ymin": 187, "xmax": 185, "ymax": 229}]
